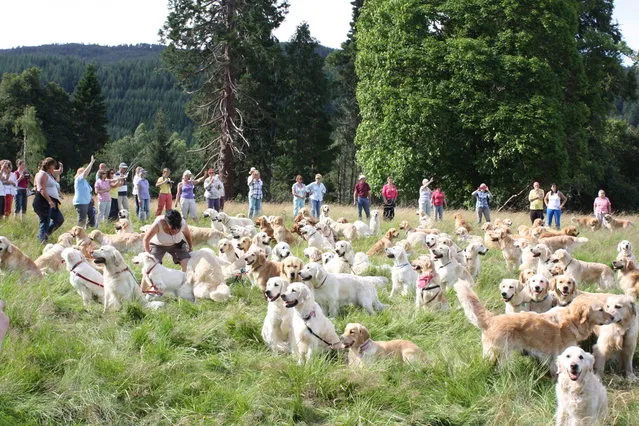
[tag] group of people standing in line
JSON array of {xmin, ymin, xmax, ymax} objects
[{"xmin": 0, "ymin": 159, "xmax": 30, "ymax": 221}]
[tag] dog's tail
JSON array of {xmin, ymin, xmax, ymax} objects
[
  {"xmin": 454, "ymin": 280, "xmax": 493, "ymax": 330},
  {"xmin": 576, "ymin": 237, "xmax": 589, "ymax": 244},
  {"xmin": 365, "ymin": 276, "xmax": 389, "ymax": 289}
]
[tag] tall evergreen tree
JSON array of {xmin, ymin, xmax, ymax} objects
[
  {"xmin": 270, "ymin": 23, "xmax": 333, "ymax": 200},
  {"xmin": 73, "ymin": 64, "xmax": 109, "ymax": 165},
  {"xmin": 160, "ymin": 0, "xmax": 288, "ymax": 198}
]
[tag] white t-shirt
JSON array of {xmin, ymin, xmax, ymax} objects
[
  {"xmin": 115, "ymin": 172, "xmax": 127, "ymax": 193},
  {"xmin": 150, "ymin": 215, "xmax": 187, "ymax": 246},
  {"xmin": 7, "ymin": 172, "xmax": 18, "ymax": 196},
  {"xmin": 204, "ymin": 176, "xmax": 223, "ymax": 199},
  {"xmin": 547, "ymin": 192, "xmax": 561, "ymax": 210},
  {"xmin": 0, "ymin": 176, "xmax": 4, "ymax": 196},
  {"xmin": 132, "ymin": 175, "xmax": 141, "ymax": 195}
]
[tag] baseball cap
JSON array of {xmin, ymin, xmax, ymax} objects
[
  {"xmin": 249, "ymin": 167, "xmax": 256, "ymax": 175},
  {"xmin": 119, "ymin": 162, "xmax": 128, "ymax": 168},
  {"xmin": 359, "ymin": 174, "xmax": 366, "ymax": 180}
]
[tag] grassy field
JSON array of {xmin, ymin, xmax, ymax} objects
[{"xmin": 0, "ymin": 200, "xmax": 638, "ymax": 425}]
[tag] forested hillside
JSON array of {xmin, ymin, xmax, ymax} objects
[{"xmin": 0, "ymin": 44, "xmax": 193, "ymax": 140}]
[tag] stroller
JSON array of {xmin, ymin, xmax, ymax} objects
[{"xmin": 383, "ymin": 200, "xmax": 396, "ymax": 221}]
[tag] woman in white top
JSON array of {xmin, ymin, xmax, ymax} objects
[
  {"xmin": 0, "ymin": 160, "xmax": 10, "ymax": 219},
  {"xmin": 418, "ymin": 177, "xmax": 434, "ymax": 217},
  {"xmin": 292, "ymin": 175, "xmax": 308, "ymax": 217},
  {"xmin": 33, "ymin": 157, "xmax": 65, "ymax": 243},
  {"xmin": 132, "ymin": 166, "xmax": 142, "ymax": 218},
  {"xmin": 543, "ymin": 183, "xmax": 567, "ymax": 229},
  {"xmin": 203, "ymin": 168, "xmax": 223, "ymax": 212},
  {"xmin": 143, "ymin": 209, "xmax": 193, "ymax": 272}
]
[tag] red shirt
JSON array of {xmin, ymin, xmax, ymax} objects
[
  {"xmin": 354, "ymin": 182, "xmax": 370, "ymax": 198},
  {"xmin": 431, "ymin": 190, "xmax": 445, "ymax": 206},
  {"xmin": 15, "ymin": 170, "xmax": 29, "ymax": 189},
  {"xmin": 382, "ymin": 184, "xmax": 398, "ymax": 200}
]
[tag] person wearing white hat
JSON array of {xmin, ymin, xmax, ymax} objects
[
  {"xmin": 471, "ymin": 183, "xmax": 492, "ymax": 224},
  {"xmin": 353, "ymin": 174, "xmax": 371, "ymax": 220},
  {"xmin": 418, "ymin": 177, "xmax": 434, "ymax": 217},
  {"xmin": 114, "ymin": 162, "xmax": 129, "ymax": 212}
]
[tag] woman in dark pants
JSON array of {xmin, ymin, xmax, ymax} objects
[{"xmin": 32, "ymin": 157, "xmax": 65, "ymax": 243}]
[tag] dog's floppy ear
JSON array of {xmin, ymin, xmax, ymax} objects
[
  {"xmin": 549, "ymin": 276, "xmax": 558, "ymax": 294},
  {"xmin": 630, "ymin": 301, "xmax": 637, "ymax": 317},
  {"xmin": 358, "ymin": 324, "xmax": 370, "ymax": 342},
  {"xmin": 568, "ymin": 277, "xmax": 576, "ymax": 295},
  {"xmin": 583, "ymin": 351, "xmax": 595, "ymax": 371}
]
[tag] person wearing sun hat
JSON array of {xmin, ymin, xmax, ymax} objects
[
  {"xmin": 353, "ymin": 174, "xmax": 371, "ymax": 220},
  {"xmin": 471, "ymin": 183, "xmax": 492, "ymax": 224}
]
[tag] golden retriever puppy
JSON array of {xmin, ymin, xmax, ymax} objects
[
  {"xmin": 593, "ymin": 295, "xmax": 638, "ymax": 380},
  {"xmin": 454, "ymin": 213, "xmax": 472, "ymax": 232},
  {"xmin": 549, "ymin": 249, "xmax": 615, "ymax": 290},
  {"xmin": 612, "ymin": 258, "xmax": 639, "ymax": 299},
  {"xmin": 340, "ymin": 323, "xmax": 426, "ymax": 367},
  {"xmin": 412, "ymin": 256, "xmax": 447, "ymax": 310},
  {"xmin": 538, "ymin": 226, "xmax": 579, "ymax": 239},
  {"xmin": 281, "ymin": 256, "xmax": 304, "ymax": 282},
  {"xmin": 524, "ymin": 274, "xmax": 554, "ymax": 313},
  {"xmin": 0, "ymin": 236, "xmax": 42, "ymax": 278},
  {"xmin": 556, "ymin": 346, "xmax": 607, "ymax": 426},
  {"xmin": 550, "ymin": 275, "xmax": 581, "ymax": 307},
  {"xmin": 538, "ymin": 235, "xmax": 588, "ymax": 253},
  {"xmin": 499, "ymin": 279, "xmax": 528, "ymax": 313},
  {"xmin": 571, "ymin": 216, "xmax": 601, "ymax": 231},
  {"xmin": 88, "ymin": 230, "xmax": 143, "ymax": 253},
  {"xmin": 455, "ymin": 281, "xmax": 613, "ymax": 367},
  {"xmin": 243, "ymin": 251, "xmax": 282, "ymax": 292},
  {"xmin": 604, "ymin": 214, "xmax": 635, "ymax": 230},
  {"xmin": 366, "ymin": 228, "xmax": 399, "ymax": 256}
]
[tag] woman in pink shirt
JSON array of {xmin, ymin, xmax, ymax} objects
[
  {"xmin": 381, "ymin": 176, "xmax": 398, "ymax": 221},
  {"xmin": 593, "ymin": 189, "xmax": 612, "ymax": 226}
]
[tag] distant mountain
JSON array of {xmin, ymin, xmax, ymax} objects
[{"xmin": 0, "ymin": 43, "xmax": 335, "ymax": 142}]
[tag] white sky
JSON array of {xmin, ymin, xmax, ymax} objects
[{"xmin": 0, "ymin": 0, "xmax": 636, "ymax": 54}]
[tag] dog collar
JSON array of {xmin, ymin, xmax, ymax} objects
[
  {"xmin": 565, "ymin": 258, "xmax": 573, "ymax": 268},
  {"xmin": 530, "ymin": 293, "xmax": 549, "ymax": 303},
  {"xmin": 558, "ymin": 300, "xmax": 571, "ymax": 307},
  {"xmin": 316, "ymin": 274, "xmax": 328, "ymax": 289},
  {"xmin": 359, "ymin": 339, "xmax": 372, "ymax": 355},
  {"xmin": 395, "ymin": 262, "xmax": 411, "ymax": 269},
  {"xmin": 417, "ymin": 274, "xmax": 434, "ymax": 289},
  {"xmin": 144, "ymin": 261, "xmax": 159, "ymax": 276},
  {"xmin": 303, "ymin": 309, "xmax": 316, "ymax": 322},
  {"xmin": 438, "ymin": 261, "xmax": 452, "ymax": 269},
  {"xmin": 70, "ymin": 260, "xmax": 83, "ymax": 272}
]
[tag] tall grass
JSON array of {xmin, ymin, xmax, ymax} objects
[{"xmin": 0, "ymin": 200, "xmax": 638, "ymax": 424}]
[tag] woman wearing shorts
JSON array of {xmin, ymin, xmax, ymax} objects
[{"xmin": 143, "ymin": 209, "xmax": 193, "ymax": 272}]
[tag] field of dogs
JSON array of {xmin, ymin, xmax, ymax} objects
[{"xmin": 0, "ymin": 201, "xmax": 638, "ymax": 424}]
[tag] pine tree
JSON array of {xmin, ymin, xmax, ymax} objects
[{"xmin": 73, "ymin": 64, "xmax": 109, "ymax": 164}]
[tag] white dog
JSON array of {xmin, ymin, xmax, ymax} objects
[
  {"xmin": 132, "ymin": 252, "xmax": 194, "ymax": 301},
  {"xmin": 92, "ymin": 246, "xmax": 162, "ymax": 312},
  {"xmin": 300, "ymin": 225, "xmax": 333, "ymax": 250},
  {"xmin": 464, "ymin": 241, "xmax": 489, "ymax": 279},
  {"xmin": 525, "ymin": 274, "xmax": 554, "ymax": 313},
  {"xmin": 324, "ymin": 250, "xmax": 350, "ymax": 274},
  {"xmin": 385, "ymin": 246, "xmax": 417, "ymax": 297},
  {"xmin": 201, "ymin": 208, "xmax": 226, "ymax": 232},
  {"xmin": 334, "ymin": 240, "xmax": 371, "ymax": 275},
  {"xmin": 369, "ymin": 210, "xmax": 381, "ymax": 235},
  {"xmin": 187, "ymin": 249, "xmax": 231, "ymax": 302},
  {"xmin": 299, "ymin": 262, "xmax": 386, "ymax": 317},
  {"xmin": 431, "ymin": 244, "xmax": 474, "ymax": 286},
  {"xmin": 281, "ymin": 282, "xmax": 342, "ymax": 364},
  {"xmin": 271, "ymin": 242, "xmax": 292, "ymax": 262},
  {"xmin": 262, "ymin": 277, "xmax": 295, "ymax": 354},
  {"xmin": 62, "ymin": 247, "xmax": 104, "ymax": 306},
  {"xmin": 555, "ymin": 346, "xmax": 607, "ymax": 426}
]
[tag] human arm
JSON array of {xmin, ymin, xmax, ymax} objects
[
  {"xmin": 353, "ymin": 188, "xmax": 358, "ymax": 205},
  {"xmin": 52, "ymin": 162, "xmax": 63, "ymax": 180},
  {"xmin": 543, "ymin": 192, "xmax": 549, "ymax": 206},
  {"xmin": 175, "ymin": 182, "xmax": 183, "ymax": 201},
  {"xmin": 471, "ymin": 190, "xmax": 479, "ymax": 198},
  {"xmin": 155, "ymin": 177, "xmax": 168, "ymax": 187},
  {"xmin": 559, "ymin": 192, "xmax": 567, "ymax": 209},
  {"xmin": 143, "ymin": 222, "xmax": 160, "ymax": 253},
  {"xmin": 193, "ymin": 175, "xmax": 206, "ymax": 185},
  {"xmin": 82, "ymin": 156, "xmax": 96, "ymax": 179},
  {"xmin": 183, "ymin": 225, "xmax": 193, "ymax": 251}
]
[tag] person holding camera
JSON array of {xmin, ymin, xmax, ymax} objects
[
  {"xmin": 155, "ymin": 168, "xmax": 173, "ymax": 216},
  {"xmin": 204, "ymin": 168, "xmax": 223, "ymax": 212},
  {"xmin": 176, "ymin": 170, "xmax": 206, "ymax": 220},
  {"xmin": 73, "ymin": 155, "xmax": 96, "ymax": 228},
  {"xmin": 13, "ymin": 160, "xmax": 32, "ymax": 220},
  {"xmin": 33, "ymin": 157, "xmax": 65, "ymax": 243}
]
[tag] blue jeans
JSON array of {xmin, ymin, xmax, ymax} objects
[
  {"xmin": 139, "ymin": 198, "xmax": 150, "ymax": 220},
  {"xmin": 547, "ymin": 209, "xmax": 561, "ymax": 228},
  {"xmin": 293, "ymin": 197, "xmax": 305, "ymax": 216},
  {"xmin": 15, "ymin": 189, "xmax": 27, "ymax": 214},
  {"xmin": 249, "ymin": 197, "xmax": 262, "ymax": 218},
  {"xmin": 434, "ymin": 205, "xmax": 444, "ymax": 221},
  {"xmin": 311, "ymin": 199, "xmax": 321, "ymax": 218},
  {"xmin": 37, "ymin": 205, "xmax": 65, "ymax": 243},
  {"xmin": 357, "ymin": 197, "xmax": 370, "ymax": 220},
  {"xmin": 207, "ymin": 198, "xmax": 221, "ymax": 211}
]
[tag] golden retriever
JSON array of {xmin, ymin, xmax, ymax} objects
[
  {"xmin": 454, "ymin": 213, "xmax": 472, "ymax": 232},
  {"xmin": 243, "ymin": 251, "xmax": 282, "ymax": 292},
  {"xmin": 187, "ymin": 249, "xmax": 230, "ymax": 302},
  {"xmin": 549, "ymin": 249, "xmax": 615, "ymax": 290},
  {"xmin": 412, "ymin": 256, "xmax": 447, "ymax": 310},
  {"xmin": 455, "ymin": 280, "xmax": 613, "ymax": 366},
  {"xmin": 525, "ymin": 274, "xmax": 554, "ymax": 313},
  {"xmin": 550, "ymin": 275, "xmax": 581, "ymax": 307},
  {"xmin": 538, "ymin": 235, "xmax": 588, "ymax": 253},
  {"xmin": 340, "ymin": 323, "xmax": 425, "ymax": 367},
  {"xmin": 270, "ymin": 216, "xmax": 296, "ymax": 244},
  {"xmin": 556, "ymin": 346, "xmax": 607, "ymax": 426},
  {"xmin": 499, "ymin": 278, "xmax": 528, "ymax": 313},
  {"xmin": 255, "ymin": 216, "xmax": 274, "ymax": 237},
  {"xmin": 593, "ymin": 294, "xmax": 638, "ymax": 380},
  {"xmin": 0, "ymin": 236, "xmax": 42, "ymax": 278},
  {"xmin": 604, "ymin": 214, "xmax": 635, "ymax": 230},
  {"xmin": 34, "ymin": 244, "xmax": 65, "ymax": 274},
  {"xmin": 612, "ymin": 258, "xmax": 639, "ymax": 300},
  {"xmin": 188, "ymin": 225, "xmax": 225, "ymax": 247},
  {"xmin": 88, "ymin": 230, "xmax": 143, "ymax": 253},
  {"xmin": 571, "ymin": 216, "xmax": 601, "ymax": 231},
  {"xmin": 489, "ymin": 229, "xmax": 521, "ymax": 272},
  {"xmin": 281, "ymin": 256, "xmax": 304, "ymax": 282},
  {"xmin": 538, "ymin": 226, "xmax": 579, "ymax": 239},
  {"xmin": 366, "ymin": 228, "xmax": 399, "ymax": 256}
]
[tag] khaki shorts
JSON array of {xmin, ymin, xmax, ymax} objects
[{"xmin": 150, "ymin": 242, "xmax": 191, "ymax": 265}]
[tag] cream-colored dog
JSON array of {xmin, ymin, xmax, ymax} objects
[
  {"xmin": 262, "ymin": 277, "xmax": 295, "ymax": 353},
  {"xmin": 187, "ymin": 249, "xmax": 231, "ymax": 302},
  {"xmin": 62, "ymin": 247, "xmax": 104, "ymax": 305},
  {"xmin": 89, "ymin": 230, "xmax": 143, "ymax": 253},
  {"xmin": 549, "ymin": 249, "xmax": 615, "ymax": 290},
  {"xmin": 385, "ymin": 245, "xmax": 417, "ymax": 297},
  {"xmin": 0, "ymin": 236, "xmax": 42, "ymax": 278},
  {"xmin": 499, "ymin": 279, "xmax": 528, "ymax": 313},
  {"xmin": 556, "ymin": 346, "xmax": 607, "ymax": 426},
  {"xmin": 132, "ymin": 252, "xmax": 194, "ymax": 301}
]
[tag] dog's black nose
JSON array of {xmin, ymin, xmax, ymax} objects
[
  {"xmin": 501, "ymin": 292, "xmax": 507, "ymax": 297},
  {"xmin": 265, "ymin": 290, "xmax": 272, "ymax": 297},
  {"xmin": 570, "ymin": 364, "xmax": 579, "ymax": 371},
  {"xmin": 535, "ymin": 287, "xmax": 541, "ymax": 291}
]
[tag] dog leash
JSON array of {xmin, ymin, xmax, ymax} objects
[
  {"xmin": 142, "ymin": 262, "xmax": 164, "ymax": 296},
  {"xmin": 302, "ymin": 309, "xmax": 341, "ymax": 349},
  {"xmin": 69, "ymin": 260, "xmax": 104, "ymax": 288}
]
